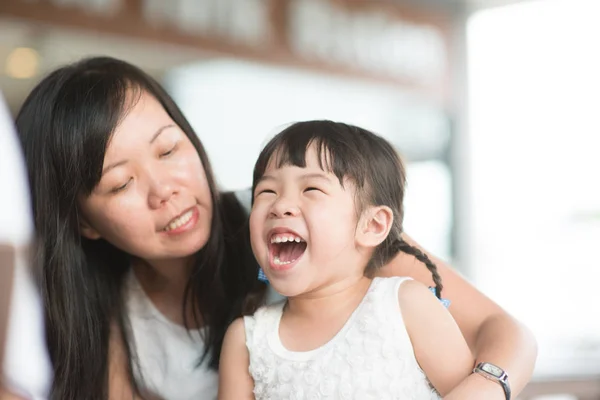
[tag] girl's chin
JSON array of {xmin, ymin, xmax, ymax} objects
[{"xmin": 268, "ymin": 279, "xmax": 309, "ymax": 298}]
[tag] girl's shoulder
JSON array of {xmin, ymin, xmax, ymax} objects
[{"xmin": 243, "ymin": 300, "xmax": 285, "ymax": 344}]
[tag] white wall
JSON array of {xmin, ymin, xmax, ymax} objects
[{"xmin": 165, "ymin": 60, "xmax": 453, "ymax": 260}]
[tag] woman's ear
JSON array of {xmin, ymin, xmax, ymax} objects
[
  {"xmin": 79, "ymin": 216, "xmax": 101, "ymax": 240},
  {"xmin": 356, "ymin": 206, "xmax": 394, "ymax": 248}
]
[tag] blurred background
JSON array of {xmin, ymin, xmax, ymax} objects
[{"xmin": 0, "ymin": 0, "xmax": 598, "ymax": 398}]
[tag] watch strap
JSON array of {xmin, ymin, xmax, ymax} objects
[{"xmin": 473, "ymin": 362, "xmax": 511, "ymax": 400}]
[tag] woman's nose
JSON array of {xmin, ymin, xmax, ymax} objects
[{"xmin": 148, "ymin": 174, "xmax": 177, "ymax": 209}]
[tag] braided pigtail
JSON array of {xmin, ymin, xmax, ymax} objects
[{"xmin": 395, "ymin": 238, "xmax": 443, "ymax": 298}]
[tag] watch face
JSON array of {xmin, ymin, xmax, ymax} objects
[{"xmin": 482, "ymin": 363, "xmax": 503, "ymax": 378}]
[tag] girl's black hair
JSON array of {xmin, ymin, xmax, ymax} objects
[{"xmin": 252, "ymin": 120, "xmax": 443, "ymax": 297}]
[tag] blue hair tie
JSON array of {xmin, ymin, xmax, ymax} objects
[
  {"xmin": 429, "ymin": 287, "xmax": 451, "ymax": 308},
  {"xmin": 257, "ymin": 268, "xmax": 269, "ymax": 283}
]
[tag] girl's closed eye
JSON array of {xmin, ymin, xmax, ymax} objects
[
  {"xmin": 304, "ymin": 186, "xmax": 325, "ymax": 194},
  {"xmin": 256, "ymin": 188, "xmax": 276, "ymax": 197}
]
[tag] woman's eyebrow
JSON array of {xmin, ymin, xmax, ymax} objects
[
  {"xmin": 102, "ymin": 159, "xmax": 128, "ymax": 176},
  {"xmin": 149, "ymin": 124, "xmax": 175, "ymax": 144}
]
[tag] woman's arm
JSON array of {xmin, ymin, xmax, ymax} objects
[
  {"xmin": 218, "ymin": 318, "xmax": 255, "ymax": 400},
  {"xmin": 378, "ymin": 234, "xmax": 537, "ymax": 399},
  {"xmin": 400, "ymin": 279, "xmax": 474, "ymax": 396}
]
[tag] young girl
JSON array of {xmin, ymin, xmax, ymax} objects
[{"xmin": 219, "ymin": 120, "xmax": 474, "ymax": 399}]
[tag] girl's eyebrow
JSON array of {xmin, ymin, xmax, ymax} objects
[
  {"xmin": 300, "ymin": 172, "xmax": 333, "ymax": 183},
  {"xmin": 256, "ymin": 174, "xmax": 276, "ymax": 184},
  {"xmin": 257, "ymin": 172, "xmax": 333, "ymax": 185}
]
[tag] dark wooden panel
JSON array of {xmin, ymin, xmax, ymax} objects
[{"xmin": 0, "ymin": 0, "xmax": 452, "ymax": 104}]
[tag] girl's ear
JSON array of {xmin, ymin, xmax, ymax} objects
[{"xmin": 355, "ymin": 205, "xmax": 393, "ymax": 248}]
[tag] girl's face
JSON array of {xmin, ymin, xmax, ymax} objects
[
  {"xmin": 249, "ymin": 145, "xmax": 367, "ymax": 297},
  {"xmin": 78, "ymin": 91, "xmax": 213, "ymax": 263}
]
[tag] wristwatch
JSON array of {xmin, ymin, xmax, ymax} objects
[{"xmin": 473, "ymin": 362, "xmax": 511, "ymax": 400}]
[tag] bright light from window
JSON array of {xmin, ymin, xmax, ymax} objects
[{"xmin": 468, "ymin": 0, "xmax": 600, "ymax": 376}]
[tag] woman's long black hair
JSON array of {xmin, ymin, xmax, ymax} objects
[{"xmin": 16, "ymin": 57, "xmax": 264, "ymax": 399}]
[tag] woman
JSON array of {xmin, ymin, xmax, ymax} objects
[{"xmin": 15, "ymin": 57, "xmax": 536, "ymax": 400}]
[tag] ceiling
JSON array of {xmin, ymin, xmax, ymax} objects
[
  {"xmin": 0, "ymin": 0, "xmax": 537, "ymax": 113},
  {"xmin": 0, "ymin": 18, "xmax": 207, "ymax": 113},
  {"xmin": 392, "ymin": 0, "xmax": 535, "ymax": 13}
]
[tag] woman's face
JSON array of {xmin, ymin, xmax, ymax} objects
[{"xmin": 78, "ymin": 91, "xmax": 213, "ymax": 262}]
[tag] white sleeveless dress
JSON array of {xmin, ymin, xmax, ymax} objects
[{"xmin": 244, "ymin": 277, "xmax": 441, "ymax": 400}]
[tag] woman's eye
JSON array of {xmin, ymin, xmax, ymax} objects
[
  {"xmin": 111, "ymin": 178, "xmax": 132, "ymax": 193},
  {"xmin": 160, "ymin": 144, "xmax": 178, "ymax": 158}
]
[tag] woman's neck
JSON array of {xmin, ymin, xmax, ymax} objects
[
  {"xmin": 133, "ymin": 257, "xmax": 192, "ymax": 292},
  {"xmin": 132, "ymin": 256, "xmax": 200, "ymax": 328}
]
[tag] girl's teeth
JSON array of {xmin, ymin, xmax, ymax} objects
[
  {"xmin": 270, "ymin": 234, "xmax": 305, "ymax": 243},
  {"xmin": 273, "ymin": 256, "xmax": 295, "ymax": 266}
]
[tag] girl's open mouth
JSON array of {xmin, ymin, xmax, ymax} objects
[{"xmin": 268, "ymin": 232, "xmax": 307, "ymax": 271}]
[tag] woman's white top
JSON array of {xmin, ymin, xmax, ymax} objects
[{"xmin": 125, "ymin": 272, "xmax": 219, "ymax": 400}]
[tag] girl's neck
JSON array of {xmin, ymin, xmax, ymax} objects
[{"xmin": 286, "ymin": 275, "xmax": 373, "ymax": 320}]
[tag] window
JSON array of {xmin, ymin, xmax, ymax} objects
[{"xmin": 468, "ymin": 0, "xmax": 600, "ymax": 376}]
